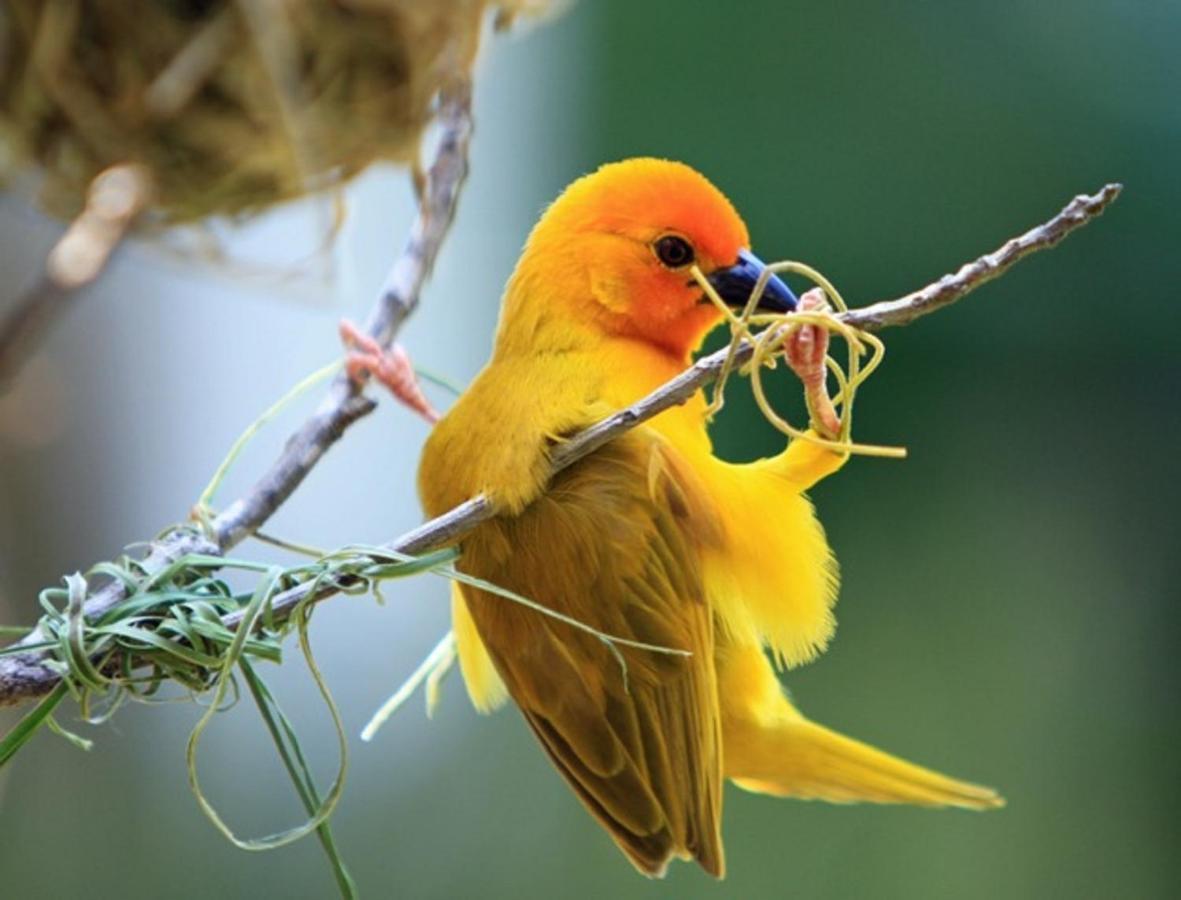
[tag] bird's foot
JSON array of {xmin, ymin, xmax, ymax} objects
[
  {"xmin": 785, "ymin": 289, "xmax": 841, "ymax": 440},
  {"xmin": 339, "ymin": 319, "xmax": 439, "ymax": 424}
]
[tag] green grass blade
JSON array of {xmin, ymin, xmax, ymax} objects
[
  {"xmin": 0, "ymin": 682, "xmax": 69, "ymax": 769},
  {"xmin": 0, "ymin": 639, "xmax": 56, "ymax": 657},
  {"xmin": 197, "ymin": 358, "xmax": 342, "ymax": 510},
  {"xmin": 241, "ymin": 659, "xmax": 357, "ymax": 899},
  {"xmin": 46, "ymin": 715, "xmax": 94, "ymax": 752},
  {"xmin": 186, "ymin": 569, "xmax": 349, "ymax": 852}
]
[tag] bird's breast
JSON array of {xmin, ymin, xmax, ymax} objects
[{"xmin": 592, "ymin": 338, "xmax": 715, "ymax": 459}]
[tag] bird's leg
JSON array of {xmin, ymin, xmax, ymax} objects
[
  {"xmin": 339, "ymin": 319, "xmax": 440, "ymax": 424},
  {"xmin": 784, "ymin": 288, "xmax": 841, "ymax": 440}
]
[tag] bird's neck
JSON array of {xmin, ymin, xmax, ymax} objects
[
  {"xmin": 491, "ymin": 272, "xmax": 714, "ymax": 455},
  {"xmin": 591, "ymin": 336, "xmax": 714, "ymax": 456},
  {"xmin": 494, "ymin": 298, "xmax": 693, "ymax": 397}
]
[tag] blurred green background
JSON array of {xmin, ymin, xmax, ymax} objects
[{"xmin": 1, "ymin": 1, "xmax": 1177, "ymax": 898}]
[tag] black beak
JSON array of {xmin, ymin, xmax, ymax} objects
[{"xmin": 706, "ymin": 249, "xmax": 798, "ymax": 313}]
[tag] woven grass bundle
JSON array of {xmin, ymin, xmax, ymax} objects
[{"xmin": 0, "ymin": 0, "xmax": 543, "ymax": 224}]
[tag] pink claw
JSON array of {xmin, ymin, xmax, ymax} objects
[
  {"xmin": 784, "ymin": 290, "xmax": 841, "ymax": 439},
  {"xmin": 339, "ymin": 319, "xmax": 440, "ymax": 424}
]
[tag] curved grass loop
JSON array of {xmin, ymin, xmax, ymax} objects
[{"xmin": 691, "ymin": 260, "xmax": 906, "ymax": 460}]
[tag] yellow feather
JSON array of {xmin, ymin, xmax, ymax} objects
[
  {"xmin": 719, "ymin": 644, "xmax": 1002, "ymax": 809},
  {"xmin": 450, "ymin": 582, "xmax": 507, "ymax": 714}
]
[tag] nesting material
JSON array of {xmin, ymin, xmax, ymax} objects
[
  {"xmin": 692, "ymin": 260, "xmax": 907, "ymax": 460},
  {"xmin": 0, "ymin": 0, "xmax": 543, "ymax": 223}
]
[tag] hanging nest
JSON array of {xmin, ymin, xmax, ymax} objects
[{"xmin": 0, "ymin": 0, "xmax": 546, "ymax": 224}]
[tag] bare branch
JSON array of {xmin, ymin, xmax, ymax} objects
[
  {"xmin": 0, "ymin": 82, "xmax": 473, "ymax": 707},
  {"xmin": 233, "ymin": 182, "xmax": 1124, "ymax": 631},
  {"xmin": 0, "ymin": 179, "xmax": 1119, "ymax": 707},
  {"xmin": 842, "ymin": 184, "xmax": 1123, "ymax": 331}
]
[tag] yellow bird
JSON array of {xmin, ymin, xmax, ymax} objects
[{"xmin": 407, "ymin": 158, "xmax": 1000, "ymax": 877}]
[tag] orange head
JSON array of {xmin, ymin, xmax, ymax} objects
[{"xmin": 503, "ymin": 158, "xmax": 796, "ymax": 359}]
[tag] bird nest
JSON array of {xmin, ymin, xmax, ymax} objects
[{"xmin": 0, "ymin": 0, "xmax": 543, "ymax": 224}]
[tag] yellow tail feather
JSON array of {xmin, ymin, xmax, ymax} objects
[{"xmin": 729, "ymin": 718, "xmax": 1004, "ymax": 810}]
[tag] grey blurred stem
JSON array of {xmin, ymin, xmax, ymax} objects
[
  {"xmin": 0, "ymin": 80, "xmax": 474, "ymax": 706},
  {"xmin": 0, "ymin": 164, "xmax": 153, "ymax": 385},
  {"xmin": 0, "ymin": 175, "xmax": 1120, "ymax": 707}
]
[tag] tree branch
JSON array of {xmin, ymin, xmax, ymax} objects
[
  {"xmin": 234, "ymin": 182, "xmax": 1124, "ymax": 628},
  {"xmin": 0, "ymin": 179, "xmax": 1119, "ymax": 707},
  {"xmin": 0, "ymin": 81, "xmax": 474, "ymax": 707},
  {"xmin": 841, "ymin": 184, "xmax": 1122, "ymax": 331}
]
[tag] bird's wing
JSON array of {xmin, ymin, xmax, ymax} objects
[{"xmin": 456, "ymin": 431, "xmax": 725, "ymax": 877}]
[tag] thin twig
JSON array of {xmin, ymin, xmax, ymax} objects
[
  {"xmin": 841, "ymin": 184, "xmax": 1123, "ymax": 331},
  {"xmin": 0, "ymin": 82, "xmax": 474, "ymax": 708},
  {"xmin": 0, "ymin": 164, "xmax": 152, "ymax": 384},
  {"xmin": 0, "ymin": 180, "xmax": 1120, "ymax": 707}
]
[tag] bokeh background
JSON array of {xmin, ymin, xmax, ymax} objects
[{"xmin": 1, "ymin": 2, "xmax": 1177, "ymax": 898}]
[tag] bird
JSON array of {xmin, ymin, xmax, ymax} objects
[{"xmin": 353, "ymin": 158, "xmax": 1003, "ymax": 878}]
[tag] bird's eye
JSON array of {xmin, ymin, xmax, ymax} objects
[{"xmin": 653, "ymin": 235, "xmax": 695, "ymax": 269}]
